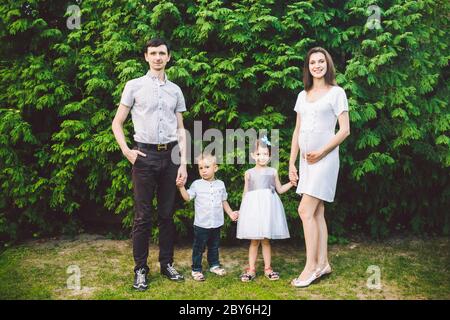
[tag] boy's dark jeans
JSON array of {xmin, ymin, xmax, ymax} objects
[
  {"xmin": 192, "ymin": 225, "xmax": 221, "ymax": 272},
  {"xmin": 131, "ymin": 145, "xmax": 179, "ymax": 273}
]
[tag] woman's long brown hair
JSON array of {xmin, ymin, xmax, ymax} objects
[{"xmin": 303, "ymin": 47, "xmax": 336, "ymax": 91}]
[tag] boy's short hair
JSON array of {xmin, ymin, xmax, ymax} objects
[{"xmin": 196, "ymin": 152, "xmax": 217, "ymax": 165}]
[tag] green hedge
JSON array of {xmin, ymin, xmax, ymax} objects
[{"xmin": 0, "ymin": 0, "xmax": 449, "ymax": 243}]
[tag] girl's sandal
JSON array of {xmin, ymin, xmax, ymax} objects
[
  {"xmin": 264, "ymin": 267, "xmax": 280, "ymax": 281},
  {"xmin": 240, "ymin": 268, "xmax": 256, "ymax": 282}
]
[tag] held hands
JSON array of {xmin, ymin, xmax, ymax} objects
[
  {"xmin": 176, "ymin": 177, "xmax": 185, "ymax": 188},
  {"xmin": 124, "ymin": 148, "xmax": 146, "ymax": 165},
  {"xmin": 229, "ymin": 211, "xmax": 239, "ymax": 222},
  {"xmin": 176, "ymin": 165, "xmax": 188, "ymax": 187},
  {"xmin": 289, "ymin": 163, "xmax": 298, "ymax": 186}
]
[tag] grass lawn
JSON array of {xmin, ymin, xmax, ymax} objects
[{"xmin": 0, "ymin": 234, "xmax": 448, "ymax": 300}]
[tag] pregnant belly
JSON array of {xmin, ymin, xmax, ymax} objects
[{"xmin": 298, "ymin": 132, "xmax": 335, "ymax": 158}]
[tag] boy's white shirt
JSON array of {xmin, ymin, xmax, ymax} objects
[{"xmin": 187, "ymin": 178, "xmax": 228, "ymax": 229}]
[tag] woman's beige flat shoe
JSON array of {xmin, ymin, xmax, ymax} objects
[
  {"xmin": 291, "ymin": 272, "xmax": 318, "ymax": 288},
  {"xmin": 315, "ymin": 264, "xmax": 332, "ymax": 278}
]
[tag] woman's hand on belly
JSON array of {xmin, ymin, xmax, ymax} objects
[{"xmin": 306, "ymin": 149, "xmax": 327, "ymax": 164}]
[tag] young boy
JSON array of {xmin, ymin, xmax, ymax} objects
[{"xmin": 176, "ymin": 153, "xmax": 238, "ymax": 281}]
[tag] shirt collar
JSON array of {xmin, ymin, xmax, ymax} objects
[
  {"xmin": 201, "ymin": 178, "xmax": 216, "ymax": 183},
  {"xmin": 146, "ymin": 70, "xmax": 168, "ymax": 84}
]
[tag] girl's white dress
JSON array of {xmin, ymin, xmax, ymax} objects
[
  {"xmin": 237, "ymin": 167, "xmax": 290, "ymax": 240},
  {"xmin": 294, "ymin": 86, "xmax": 349, "ymax": 203}
]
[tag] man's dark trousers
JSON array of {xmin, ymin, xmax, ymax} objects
[{"xmin": 131, "ymin": 144, "xmax": 179, "ymax": 273}]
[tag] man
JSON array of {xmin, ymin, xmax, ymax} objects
[{"xmin": 112, "ymin": 38, "xmax": 187, "ymax": 291}]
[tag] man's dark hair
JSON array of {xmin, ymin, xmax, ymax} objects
[{"xmin": 143, "ymin": 38, "xmax": 171, "ymax": 55}]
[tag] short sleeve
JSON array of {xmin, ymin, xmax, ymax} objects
[
  {"xmin": 175, "ymin": 89, "xmax": 187, "ymax": 113},
  {"xmin": 120, "ymin": 81, "xmax": 134, "ymax": 108},
  {"xmin": 293, "ymin": 91, "xmax": 304, "ymax": 113},
  {"xmin": 186, "ymin": 181, "xmax": 197, "ymax": 200},
  {"xmin": 221, "ymin": 182, "xmax": 228, "ymax": 201},
  {"xmin": 333, "ymin": 87, "xmax": 349, "ymax": 116}
]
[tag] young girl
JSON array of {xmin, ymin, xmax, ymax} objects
[{"xmin": 237, "ymin": 136, "xmax": 294, "ymax": 281}]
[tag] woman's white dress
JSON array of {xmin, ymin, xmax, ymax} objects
[
  {"xmin": 293, "ymin": 86, "xmax": 349, "ymax": 203},
  {"xmin": 237, "ymin": 167, "xmax": 290, "ymax": 240}
]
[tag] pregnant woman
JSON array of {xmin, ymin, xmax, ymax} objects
[{"xmin": 289, "ymin": 47, "xmax": 350, "ymax": 287}]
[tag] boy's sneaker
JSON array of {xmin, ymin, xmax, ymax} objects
[
  {"xmin": 161, "ymin": 263, "xmax": 184, "ymax": 281},
  {"xmin": 133, "ymin": 268, "xmax": 149, "ymax": 291},
  {"xmin": 209, "ymin": 266, "xmax": 226, "ymax": 276}
]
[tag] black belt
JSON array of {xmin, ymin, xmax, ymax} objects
[{"xmin": 136, "ymin": 141, "xmax": 177, "ymax": 151}]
